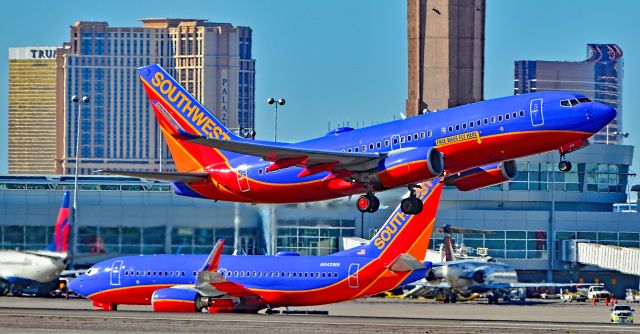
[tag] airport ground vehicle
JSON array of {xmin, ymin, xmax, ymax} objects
[
  {"xmin": 611, "ymin": 304, "xmax": 634, "ymax": 323},
  {"xmin": 625, "ymin": 289, "xmax": 640, "ymax": 303},
  {"xmin": 560, "ymin": 288, "xmax": 587, "ymax": 302},
  {"xmin": 579, "ymin": 285, "xmax": 611, "ymax": 301}
]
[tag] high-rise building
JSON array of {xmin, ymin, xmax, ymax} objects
[
  {"xmin": 8, "ymin": 47, "xmax": 58, "ymax": 174},
  {"xmin": 514, "ymin": 44, "xmax": 623, "ymax": 144},
  {"xmin": 55, "ymin": 19, "xmax": 255, "ymax": 174},
  {"xmin": 406, "ymin": 0, "xmax": 485, "ymax": 116}
]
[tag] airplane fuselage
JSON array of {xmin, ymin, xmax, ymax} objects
[
  {"xmin": 431, "ymin": 260, "xmax": 518, "ymax": 295},
  {"xmin": 0, "ymin": 250, "xmax": 66, "ymax": 284},
  {"xmin": 71, "ymin": 253, "xmax": 427, "ymax": 308},
  {"xmin": 178, "ymin": 91, "xmax": 615, "ymax": 203}
]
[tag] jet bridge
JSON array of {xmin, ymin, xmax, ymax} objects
[{"xmin": 562, "ymin": 240, "xmax": 640, "ymax": 276}]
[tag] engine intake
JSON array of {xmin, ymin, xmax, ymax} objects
[
  {"xmin": 445, "ymin": 160, "xmax": 517, "ymax": 191},
  {"xmin": 374, "ymin": 147, "xmax": 444, "ymax": 189}
]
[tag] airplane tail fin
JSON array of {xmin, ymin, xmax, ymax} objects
[
  {"xmin": 47, "ymin": 190, "xmax": 71, "ymax": 253},
  {"xmin": 137, "ymin": 64, "xmax": 241, "ymax": 172},
  {"xmin": 337, "ymin": 178, "xmax": 443, "ymax": 262}
]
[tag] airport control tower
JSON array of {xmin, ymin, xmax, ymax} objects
[{"xmin": 405, "ymin": 0, "xmax": 485, "ymax": 116}]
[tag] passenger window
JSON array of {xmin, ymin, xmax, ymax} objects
[
  {"xmin": 477, "ymin": 120, "xmax": 481, "ymax": 126},
  {"xmin": 258, "ymin": 169, "xmax": 263, "ymax": 175},
  {"xmin": 448, "ymin": 126, "xmax": 453, "ymax": 132},
  {"xmin": 498, "ymin": 115, "xmax": 503, "ymax": 122},
  {"xmin": 484, "ymin": 118, "xmax": 489, "ymax": 125},
  {"xmin": 334, "ymin": 273, "xmax": 338, "ymax": 278},
  {"xmin": 376, "ymin": 142, "xmax": 381, "ymax": 149},
  {"xmin": 240, "ymin": 271, "xmax": 245, "ymax": 277},
  {"xmin": 519, "ymin": 110, "xmax": 525, "ymax": 117},
  {"xmin": 505, "ymin": 113, "xmax": 510, "ymax": 120},
  {"xmin": 407, "ymin": 136, "xmax": 412, "ymax": 142},
  {"xmin": 384, "ymin": 140, "xmax": 389, "ymax": 147},
  {"xmin": 512, "ymin": 112, "xmax": 517, "ymax": 118},
  {"xmin": 322, "ymin": 273, "xmax": 326, "ymax": 278},
  {"xmin": 469, "ymin": 122, "xmax": 474, "ymax": 128},
  {"xmin": 369, "ymin": 143, "xmax": 374, "ymax": 150},
  {"xmin": 413, "ymin": 133, "xmax": 419, "ymax": 140},
  {"xmin": 354, "ymin": 147, "xmax": 359, "ymax": 152},
  {"xmin": 400, "ymin": 137, "xmax": 406, "ymax": 143},
  {"xmin": 147, "ymin": 271, "xmax": 151, "ymax": 276},
  {"xmin": 347, "ymin": 148, "xmax": 352, "ymax": 152},
  {"xmin": 292, "ymin": 272, "xmax": 296, "ymax": 277},
  {"xmin": 420, "ymin": 132, "xmax": 425, "ymax": 139},
  {"xmin": 441, "ymin": 127, "xmax": 446, "ymax": 134},
  {"xmin": 462, "ymin": 123, "xmax": 467, "ymax": 130},
  {"xmin": 252, "ymin": 271, "xmax": 257, "ymax": 277},
  {"xmin": 427, "ymin": 130, "xmax": 432, "ymax": 137},
  {"xmin": 455, "ymin": 124, "xmax": 460, "ymax": 131},
  {"xmin": 362, "ymin": 145, "xmax": 366, "ymax": 152},
  {"xmin": 393, "ymin": 138, "xmax": 398, "ymax": 144}
]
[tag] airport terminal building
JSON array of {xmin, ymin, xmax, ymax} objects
[{"xmin": 0, "ymin": 143, "xmax": 638, "ymax": 294}]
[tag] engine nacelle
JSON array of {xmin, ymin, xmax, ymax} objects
[
  {"xmin": 151, "ymin": 287, "xmax": 201, "ymax": 312},
  {"xmin": 375, "ymin": 147, "xmax": 444, "ymax": 189},
  {"xmin": 444, "ymin": 160, "xmax": 517, "ymax": 191}
]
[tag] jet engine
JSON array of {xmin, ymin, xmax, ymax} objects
[
  {"xmin": 374, "ymin": 147, "xmax": 444, "ymax": 189},
  {"xmin": 472, "ymin": 269, "xmax": 486, "ymax": 284},
  {"xmin": 151, "ymin": 287, "xmax": 203, "ymax": 312},
  {"xmin": 444, "ymin": 160, "xmax": 517, "ymax": 191}
]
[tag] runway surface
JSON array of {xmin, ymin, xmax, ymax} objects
[{"xmin": 0, "ymin": 297, "xmax": 637, "ymax": 333}]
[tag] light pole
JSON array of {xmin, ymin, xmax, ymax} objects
[
  {"xmin": 267, "ymin": 98, "xmax": 285, "ymax": 142},
  {"xmin": 69, "ymin": 95, "xmax": 89, "ymax": 268}
]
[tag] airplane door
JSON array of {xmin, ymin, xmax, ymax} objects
[
  {"xmin": 110, "ymin": 260, "xmax": 123, "ymax": 286},
  {"xmin": 348, "ymin": 263, "xmax": 360, "ymax": 288},
  {"xmin": 530, "ymin": 98, "xmax": 544, "ymax": 127},
  {"xmin": 236, "ymin": 167, "xmax": 250, "ymax": 192},
  {"xmin": 390, "ymin": 135, "xmax": 401, "ymax": 150}
]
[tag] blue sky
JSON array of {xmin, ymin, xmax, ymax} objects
[{"xmin": 1, "ymin": 0, "xmax": 638, "ymax": 190}]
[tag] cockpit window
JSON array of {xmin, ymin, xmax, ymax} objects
[
  {"xmin": 86, "ymin": 268, "xmax": 98, "ymax": 276},
  {"xmin": 560, "ymin": 98, "xmax": 590, "ymax": 107}
]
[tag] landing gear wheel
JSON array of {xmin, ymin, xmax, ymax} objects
[
  {"xmin": 449, "ymin": 293, "xmax": 457, "ymax": 303},
  {"xmin": 0, "ymin": 279, "xmax": 8, "ymax": 296},
  {"xmin": 356, "ymin": 193, "xmax": 380, "ymax": 213},
  {"xmin": 401, "ymin": 197, "xmax": 423, "ymax": 215},
  {"xmin": 558, "ymin": 160, "xmax": 572, "ymax": 172}
]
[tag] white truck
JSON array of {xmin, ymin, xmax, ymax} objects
[{"xmin": 578, "ymin": 285, "xmax": 611, "ymax": 301}]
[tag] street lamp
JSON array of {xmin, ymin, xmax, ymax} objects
[
  {"xmin": 69, "ymin": 95, "xmax": 89, "ymax": 267},
  {"xmin": 267, "ymin": 97, "xmax": 285, "ymax": 142}
]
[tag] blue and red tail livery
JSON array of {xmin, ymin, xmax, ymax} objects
[
  {"xmin": 101, "ymin": 64, "xmax": 615, "ymax": 215},
  {"xmin": 47, "ymin": 190, "xmax": 70, "ymax": 253},
  {"xmin": 69, "ymin": 179, "xmax": 443, "ymax": 312}
]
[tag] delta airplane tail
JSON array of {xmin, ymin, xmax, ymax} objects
[
  {"xmin": 137, "ymin": 65, "xmax": 240, "ymax": 173},
  {"xmin": 46, "ymin": 190, "xmax": 71, "ymax": 253}
]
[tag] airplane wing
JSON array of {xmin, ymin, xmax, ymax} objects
[
  {"xmin": 187, "ymin": 137, "xmax": 384, "ymax": 173},
  {"xmin": 95, "ymin": 170, "xmax": 209, "ymax": 183},
  {"xmin": 194, "ymin": 239, "xmax": 262, "ymax": 299}
]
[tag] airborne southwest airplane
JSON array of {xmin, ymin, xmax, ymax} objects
[
  {"xmin": 69, "ymin": 179, "xmax": 442, "ymax": 312},
  {"xmin": 106, "ymin": 64, "xmax": 616, "ymax": 214}
]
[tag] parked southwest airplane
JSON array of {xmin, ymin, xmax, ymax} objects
[
  {"xmin": 0, "ymin": 191, "xmax": 70, "ymax": 296},
  {"xmin": 69, "ymin": 179, "xmax": 442, "ymax": 312},
  {"xmin": 104, "ymin": 64, "xmax": 615, "ymax": 215}
]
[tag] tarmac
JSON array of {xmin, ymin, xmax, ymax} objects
[{"xmin": 0, "ymin": 296, "xmax": 638, "ymax": 333}]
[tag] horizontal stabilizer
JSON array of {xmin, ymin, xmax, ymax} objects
[
  {"xmin": 96, "ymin": 170, "xmax": 209, "ymax": 183},
  {"xmin": 387, "ymin": 254, "xmax": 426, "ymax": 272}
]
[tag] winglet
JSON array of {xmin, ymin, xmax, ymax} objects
[{"xmin": 199, "ymin": 239, "xmax": 225, "ymax": 272}]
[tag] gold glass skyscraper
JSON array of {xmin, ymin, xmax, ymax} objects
[{"xmin": 8, "ymin": 47, "xmax": 58, "ymax": 174}]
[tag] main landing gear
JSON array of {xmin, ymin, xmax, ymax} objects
[
  {"xmin": 400, "ymin": 184, "xmax": 423, "ymax": 215},
  {"xmin": 357, "ymin": 192, "xmax": 380, "ymax": 213},
  {"xmin": 558, "ymin": 154, "xmax": 572, "ymax": 172}
]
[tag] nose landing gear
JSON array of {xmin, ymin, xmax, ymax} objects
[
  {"xmin": 400, "ymin": 184, "xmax": 423, "ymax": 215},
  {"xmin": 558, "ymin": 154, "xmax": 572, "ymax": 172}
]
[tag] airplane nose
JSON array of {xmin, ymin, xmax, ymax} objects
[
  {"xmin": 592, "ymin": 102, "xmax": 616, "ymax": 125},
  {"xmin": 68, "ymin": 276, "xmax": 83, "ymax": 295}
]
